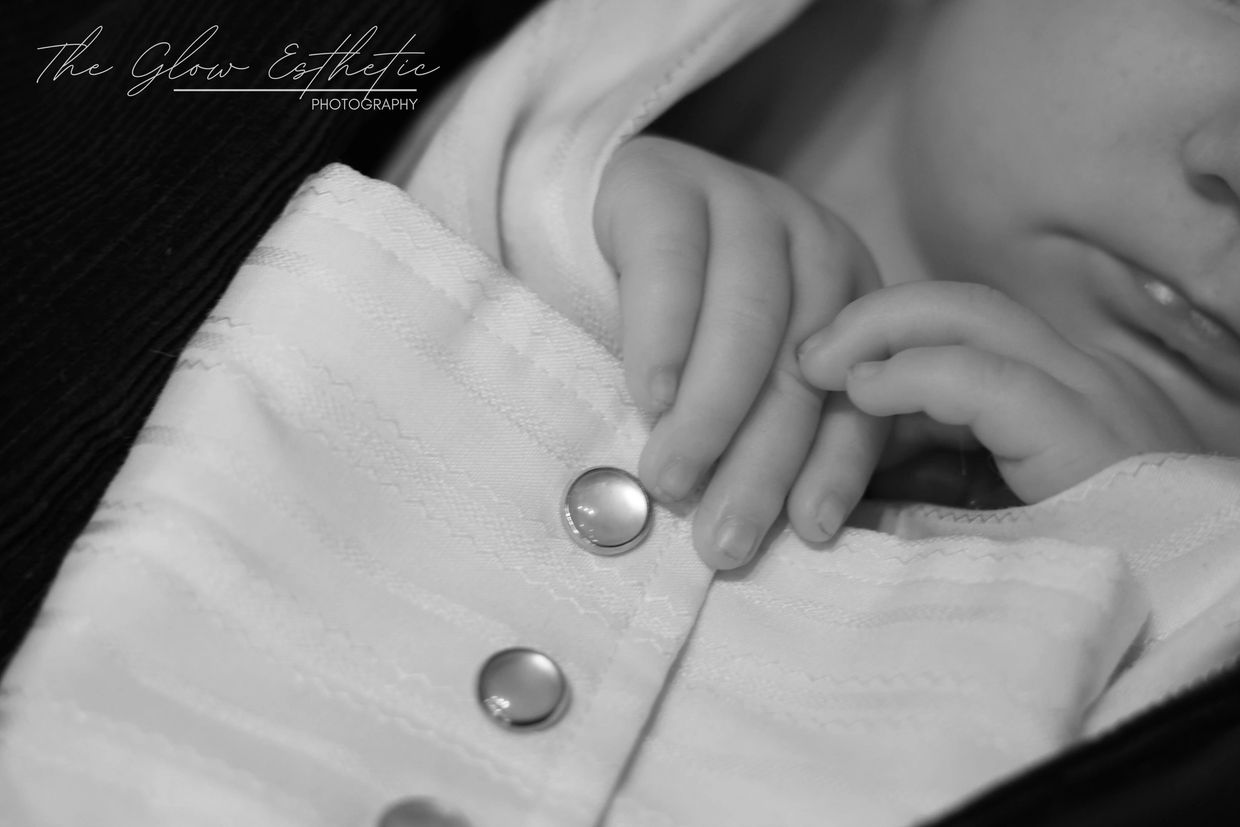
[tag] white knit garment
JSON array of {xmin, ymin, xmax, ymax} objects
[{"xmin": 5, "ymin": 1, "xmax": 1240, "ymax": 826}]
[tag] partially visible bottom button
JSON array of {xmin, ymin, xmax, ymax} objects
[{"xmin": 377, "ymin": 797, "xmax": 471, "ymax": 827}]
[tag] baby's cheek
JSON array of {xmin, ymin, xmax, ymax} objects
[
  {"xmin": 1172, "ymin": 388, "xmax": 1240, "ymax": 457},
  {"xmin": 1091, "ymin": 342, "xmax": 1221, "ymax": 456}
]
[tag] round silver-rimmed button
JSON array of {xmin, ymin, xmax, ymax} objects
[
  {"xmin": 377, "ymin": 797, "xmax": 471, "ymax": 827},
  {"xmin": 477, "ymin": 648, "xmax": 569, "ymax": 730},
  {"xmin": 562, "ymin": 466, "xmax": 652, "ymax": 556}
]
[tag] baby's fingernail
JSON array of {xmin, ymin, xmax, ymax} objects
[
  {"xmin": 655, "ymin": 457, "xmax": 698, "ymax": 502},
  {"xmin": 649, "ymin": 368, "xmax": 679, "ymax": 412},
  {"xmin": 797, "ymin": 331, "xmax": 831, "ymax": 362},
  {"xmin": 713, "ymin": 517, "xmax": 761, "ymax": 567},
  {"xmin": 849, "ymin": 361, "xmax": 884, "ymax": 380},
  {"xmin": 815, "ymin": 499, "xmax": 845, "ymax": 540}
]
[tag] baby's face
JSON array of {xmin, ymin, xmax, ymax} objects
[{"xmin": 894, "ymin": 0, "xmax": 1240, "ymax": 453}]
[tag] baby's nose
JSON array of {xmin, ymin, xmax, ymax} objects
[{"xmin": 1181, "ymin": 108, "xmax": 1240, "ymax": 212}]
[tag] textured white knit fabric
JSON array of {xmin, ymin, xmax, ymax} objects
[{"xmin": 5, "ymin": 1, "xmax": 1240, "ymax": 826}]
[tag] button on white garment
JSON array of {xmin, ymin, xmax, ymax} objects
[
  {"xmin": 562, "ymin": 467, "xmax": 652, "ymax": 555},
  {"xmin": 376, "ymin": 797, "xmax": 472, "ymax": 827},
  {"xmin": 477, "ymin": 647, "xmax": 570, "ymax": 729}
]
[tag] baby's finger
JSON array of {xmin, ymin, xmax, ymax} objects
[
  {"xmin": 776, "ymin": 202, "xmax": 886, "ymax": 544},
  {"xmin": 689, "ymin": 200, "xmax": 884, "ymax": 565},
  {"xmin": 639, "ymin": 193, "xmax": 791, "ymax": 503},
  {"xmin": 798, "ymin": 281, "xmax": 1094, "ymax": 393},
  {"xmin": 786, "ymin": 394, "xmax": 890, "ymax": 543},
  {"xmin": 787, "ymin": 200, "xmax": 884, "ymax": 317},
  {"xmin": 595, "ymin": 154, "xmax": 709, "ymax": 412},
  {"xmin": 844, "ymin": 346, "xmax": 1124, "ymax": 501},
  {"xmin": 690, "ymin": 358, "xmax": 825, "ymax": 569}
]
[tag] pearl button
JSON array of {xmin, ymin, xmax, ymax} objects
[
  {"xmin": 477, "ymin": 648, "xmax": 569, "ymax": 730},
  {"xmin": 562, "ymin": 467, "xmax": 652, "ymax": 555},
  {"xmin": 377, "ymin": 797, "xmax": 471, "ymax": 827}
]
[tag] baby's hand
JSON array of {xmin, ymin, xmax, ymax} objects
[
  {"xmin": 595, "ymin": 136, "xmax": 884, "ymax": 569},
  {"xmin": 797, "ymin": 281, "xmax": 1205, "ymax": 502}
]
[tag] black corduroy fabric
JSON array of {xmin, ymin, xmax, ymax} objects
[
  {"xmin": 929, "ymin": 659, "xmax": 1240, "ymax": 827},
  {"xmin": 0, "ymin": 0, "xmax": 539, "ymax": 674}
]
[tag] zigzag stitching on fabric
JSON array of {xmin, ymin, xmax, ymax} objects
[
  {"xmin": 284, "ymin": 181, "xmax": 631, "ymax": 404},
  {"xmin": 137, "ymin": 408, "xmax": 634, "ymax": 635},
  {"xmin": 750, "ymin": 566, "xmax": 1127, "ymax": 607},
  {"xmin": 608, "ymin": 594, "xmax": 705, "ymax": 660},
  {"xmin": 1029, "ymin": 453, "xmax": 1192, "ymax": 503},
  {"xmin": 696, "ymin": 674, "xmax": 1066, "ymax": 751},
  {"xmin": 625, "ymin": 586, "xmax": 702, "ymax": 647},
  {"xmin": 86, "ymin": 492, "xmax": 490, "ymax": 696},
  {"xmin": 248, "ymin": 221, "xmax": 625, "ymax": 417},
  {"xmin": 642, "ymin": 681, "xmax": 1039, "ymax": 760},
  {"xmin": 295, "ymin": 176, "xmax": 633, "ymax": 411},
  {"xmin": 287, "ymin": 672, "xmax": 538, "ymax": 801},
  {"xmin": 286, "ymin": 192, "xmax": 632, "ymax": 412},
  {"xmin": 67, "ymin": 534, "xmax": 452, "ymax": 700},
  {"xmin": 1121, "ymin": 501, "xmax": 1240, "ymax": 576},
  {"xmin": 374, "ymin": 203, "xmax": 630, "ymax": 404},
  {"xmin": 196, "ymin": 309, "xmax": 646, "ymax": 609},
  {"xmin": 173, "ymin": 356, "xmax": 227, "ymax": 374},
  {"xmin": 3, "ymin": 689, "xmax": 320, "ymax": 821},
  {"xmin": 903, "ymin": 454, "xmax": 1206, "ymax": 522},
  {"xmin": 754, "ymin": 541, "xmax": 1126, "ymax": 594},
  {"xmin": 171, "ymin": 343, "xmax": 644, "ymax": 624},
  {"xmin": 607, "ymin": 732, "xmax": 894, "ymax": 805},
  {"xmin": 65, "ymin": 538, "xmax": 540, "ymax": 797},
  {"xmin": 536, "ymin": 523, "xmax": 706, "ymax": 808},
  {"xmin": 689, "ymin": 654, "xmax": 1086, "ymax": 734},
  {"xmin": 38, "ymin": 607, "xmax": 390, "ymax": 795},
  {"xmin": 823, "ymin": 536, "xmax": 1120, "ymax": 568},
  {"xmin": 683, "ymin": 636, "xmax": 1085, "ymax": 712},
  {"xmin": 207, "ymin": 182, "xmax": 704, "ymax": 783},
  {"xmin": 744, "ymin": 545, "xmax": 1135, "ymax": 605},
  {"xmin": 199, "ymin": 315, "xmax": 589, "ymax": 493},
  {"xmin": 620, "ymin": 738, "xmax": 947, "ymax": 818},
  {"xmin": 678, "ymin": 628, "xmax": 1107, "ymax": 737},
  {"xmin": 242, "ymin": 245, "xmax": 630, "ymax": 466},
  {"xmin": 0, "ymin": 733, "xmax": 210, "ymax": 815},
  {"xmin": 626, "ymin": 720, "xmax": 1033, "ymax": 811},
  {"xmin": 892, "ymin": 508, "xmax": 1030, "ymax": 526},
  {"xmin": 707, "ymin": 582, "xmax": 1124, "ymax": 640}
]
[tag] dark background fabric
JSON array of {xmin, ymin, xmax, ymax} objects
[
  {"xmin": 931, "ymin": 658, "xmax": 1240, "ymax": 827},
  {"xmin": 4, "ymin": 2, "xmax": 1240, "ymax": 824},
  {"xmin": 0, "ymin": 0, "xmax": 538, "ymax": 674}
]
